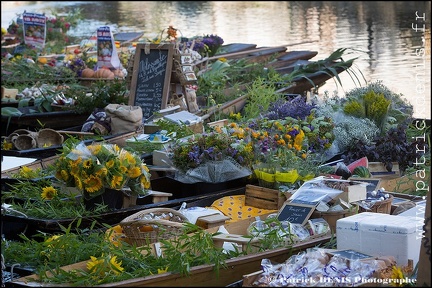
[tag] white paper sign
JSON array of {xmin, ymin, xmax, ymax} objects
[
  {"xmin": 97, "ymin": 26, "xmax": 121, "ymax": 68},
  {"xmin": 22, "ymin": 12, "xmax": 46, "ymax": 49}
]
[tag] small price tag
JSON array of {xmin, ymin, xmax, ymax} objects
[{"xmin": 154, "ymin": 242, "xmax": 163, "ymax": 257}]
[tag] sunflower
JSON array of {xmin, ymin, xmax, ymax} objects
[
  {"xmin": 84, "ymin": 175, "xmax": 103, "ymax": 193},
  {"xmin": 41, "ymin": 186, "xmax": 58, "ymax": 200}
]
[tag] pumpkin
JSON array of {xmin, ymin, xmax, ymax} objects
[
  {"xmin": 81, "ymin": 68, "xmax": 95, "ymax": 78},
  {"xmin": 94, "ymin": 68, "xmax": 115, "ymax": 79}
]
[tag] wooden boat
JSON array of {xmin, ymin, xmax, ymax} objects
[
  {"xmin": 114, "ymin": 32, "xmax": 144, "ymax": 47},
  {"xmin": 1, "ymin": 110, "xmax": 91, "ymax": 137},
  {"xmin": 1, "ymin": 185, "xmax": 247, "ymax": 241},
  {"xmin": 0, "ymin": 127, "xmax": 142, "ymax": 159},
  {"xmin": 8, "ymin": 233, "xmax": 331, "ymax": 287},
  {"xmin": 3, "ymin": 183, "xmax": 327, "ymax": 288}
]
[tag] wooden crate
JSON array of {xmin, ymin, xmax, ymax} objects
[
  {"xmin": 244, "ymin": 184, "xmax": 287, "ymax": 210},
  {"xmin": 368, "ymin": 161, "xmax": 400, "ymax": 177},
  {"xmin": 379, "ymin": 173, "xmax": 429, "ymax": 194}
]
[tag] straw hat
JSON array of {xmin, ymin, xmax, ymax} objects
[
  {"xmin": 37, "ymin": 128, "xmax": 64, "ymax": 148},
  {"xmin": 13, "ymin": 134, "xmax": 37, "ymax": 150}
]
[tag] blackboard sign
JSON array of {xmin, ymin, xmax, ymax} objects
[
  {"xmin": 331, "ymin": 249, "xmax": 373, "ymax": 261},
  {"xmin": 277, "ymin": 202, "xmax": 316, "ymax": 225},
  {"xmin": 129, "ymin": 43, "xmax": 174, "ymax": 120}
]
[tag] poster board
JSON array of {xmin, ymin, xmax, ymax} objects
[
  {"xmin": 277, "ymin": 201, "xmax": 316, "ymax": 225},
  {"xmin": 22, "ymin": 12, "xmax": 46, "ymax": 49},
  {"xmin": 96, "ymin": 26, "xmax": 121, "ymax": 69},
  {"xmin": 129, "ymin": 43, "xmax": 174, "ymax": 120}
]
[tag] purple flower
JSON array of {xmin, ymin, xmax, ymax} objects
[{"xmin": 265, "ymin": 96, "xmax": 316, "ymax": 120}]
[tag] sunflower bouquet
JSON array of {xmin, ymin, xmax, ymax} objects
[{"xmin": 54, "ymin": 140, "xmax": 151, "ymax": 200}]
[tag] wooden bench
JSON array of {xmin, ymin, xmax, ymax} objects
[{"xmin": 196, "ymin": 214, "xmax": 230, "ymax": 229}]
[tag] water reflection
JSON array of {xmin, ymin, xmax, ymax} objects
[{"xmin": 1, "ymin": 1, "xmax": 430, "ymax": 118}]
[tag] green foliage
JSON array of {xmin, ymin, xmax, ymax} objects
[
  {"xmin": 363, "ymin": 90, "xmax": 391, "ymax": 129},
  {"xmin": 1, "ymin": 222, "xmax": 106, "ymax": 270},
  {"xmin": 1, "ymin": 58, "xmax": 78, "ymax": 88},
  {"xmin": 343, "ymin": 101, "xmax": 364, "ymax": 118},
  {"xmin": 242, "ymin": 77, "xmax": 284, "ymax": 120},
  {"xmin": 344, "ymin": 90, "xmax": 391, "ymax": 131},
  {"xmin": 344, "ymin": 80, "xmax": 414, "ymax": 133},
  {"xmin": 72, "ymin": 80, "xmax": 129, "ymax": 114},
  {"xmin": 281, "ymin": 48, "xmax": 365, "ymax": 91},
  {"xmin": 151, "ymin": 118, "xmax": 196, "ymax": 139}
]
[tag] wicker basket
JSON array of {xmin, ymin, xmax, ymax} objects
[
  {"xmin": 311, "ymin": 209, "xmax": 358, "ymax": 233},
  {"xmin": 359, "ymin": 195, "xmax": 393, "ymax": 214},
  {"xmin": 119, "ymin": 208, "xmax": 189, "ymax": 246}
]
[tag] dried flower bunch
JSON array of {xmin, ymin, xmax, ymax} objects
[{"xmin": 54, "ymin": 139, "xmax": 151, "ymax": 199}]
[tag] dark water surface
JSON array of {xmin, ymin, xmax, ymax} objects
[{"xmin": 2, "ymin": 1, "xmax": 430, "ymax": 119}]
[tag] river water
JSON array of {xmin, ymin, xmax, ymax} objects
[{"xmin": 1, "ymin": 1, "xmax": 431, "ymax": 119}]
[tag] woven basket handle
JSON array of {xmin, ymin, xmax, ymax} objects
[{"xmin": 124, "ymin": 218, "xmax": 186, "ymax": 229}]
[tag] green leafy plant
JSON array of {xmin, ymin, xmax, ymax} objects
[
  {"xmin": 280, "ymin": 48, "xmax": 366, "ymax": 92},
  {"xmin": 242, "ymin": 76, "xmax": 284, "ymax": 120},
  {"xmin": 343, "ymin": 80, "xmax": 414, "ymax": 134},
  {"xmin": 342, "ymin": 121, "xmax": 429, "ymax": 175}
]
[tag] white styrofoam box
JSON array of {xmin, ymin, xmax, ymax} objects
[{"xmin": 336, "ymin": 212, "xmax": 424, "ymax": 266}]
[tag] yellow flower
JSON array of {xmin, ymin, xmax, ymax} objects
[
  {"xmin": 109, "ymin": 256, "xmax": 124, "ymax": 274},
  {"xmin": 86, "ymin": 256, "xmax": 104, "ymax": 272},
  {"xmin": 45, "ymin": 235, "xmax": 61, "ymax": 243},
  {"xmin": 128, "ymin": 166, "xmax": 141, "ymax": 178},
  {"xmin": 55, "ymin": 142, "xmax": 151, "ymax": 200},
  {"xmin": 84, "ymin": 175, "xmax": 103, "ymax": 193},
  {"xmin": 86, "ymin": 255, "xmax": 124, "ymax": 276},
  {"xmin": 110, "ymin": 175, "xmax": 123, "ymax": 188},
  {"xmin": 41, "ymin": 186, "xmax": 58, "ymax": 200},
  {"xmin": 390, "ymin": 265, "xmax": 405, "ymax": 287},
  {"xmin": 83, "ymin": 159, "xmax": 92, "ymax": 168},
  {"xmin": 17, "ymin": 166, "xmax": 39, "ymax": 178},
  {"xmin": 2, "ymin": 139, "xmax": 13, "ymax": 150},
  {"xmin": 157, "ymin": 266, "xmax": 169, "ymax": 274},
  {"xmin": 106, "ymin": 159, "xmax": 115, "ymax": 169}
]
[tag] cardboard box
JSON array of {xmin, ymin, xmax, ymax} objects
[
  {"xmin": 336, "ymin": 212, "xmax": 423, "ymax": 266},
  {"xmin": 328, "ymin": 179, "xmax": 368, "ymax": 203}
]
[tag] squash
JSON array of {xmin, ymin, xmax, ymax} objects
[
  {"xmin": 81, "ymin": 68, "xmax": 95, "ymax": 78},
  {"xmin": 113, "ymin": 69, "xmax": 125, "ymax": 78},
  {"xmin": 94, "ymin": 68, "xmax": 115, "ymax": 79}
]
